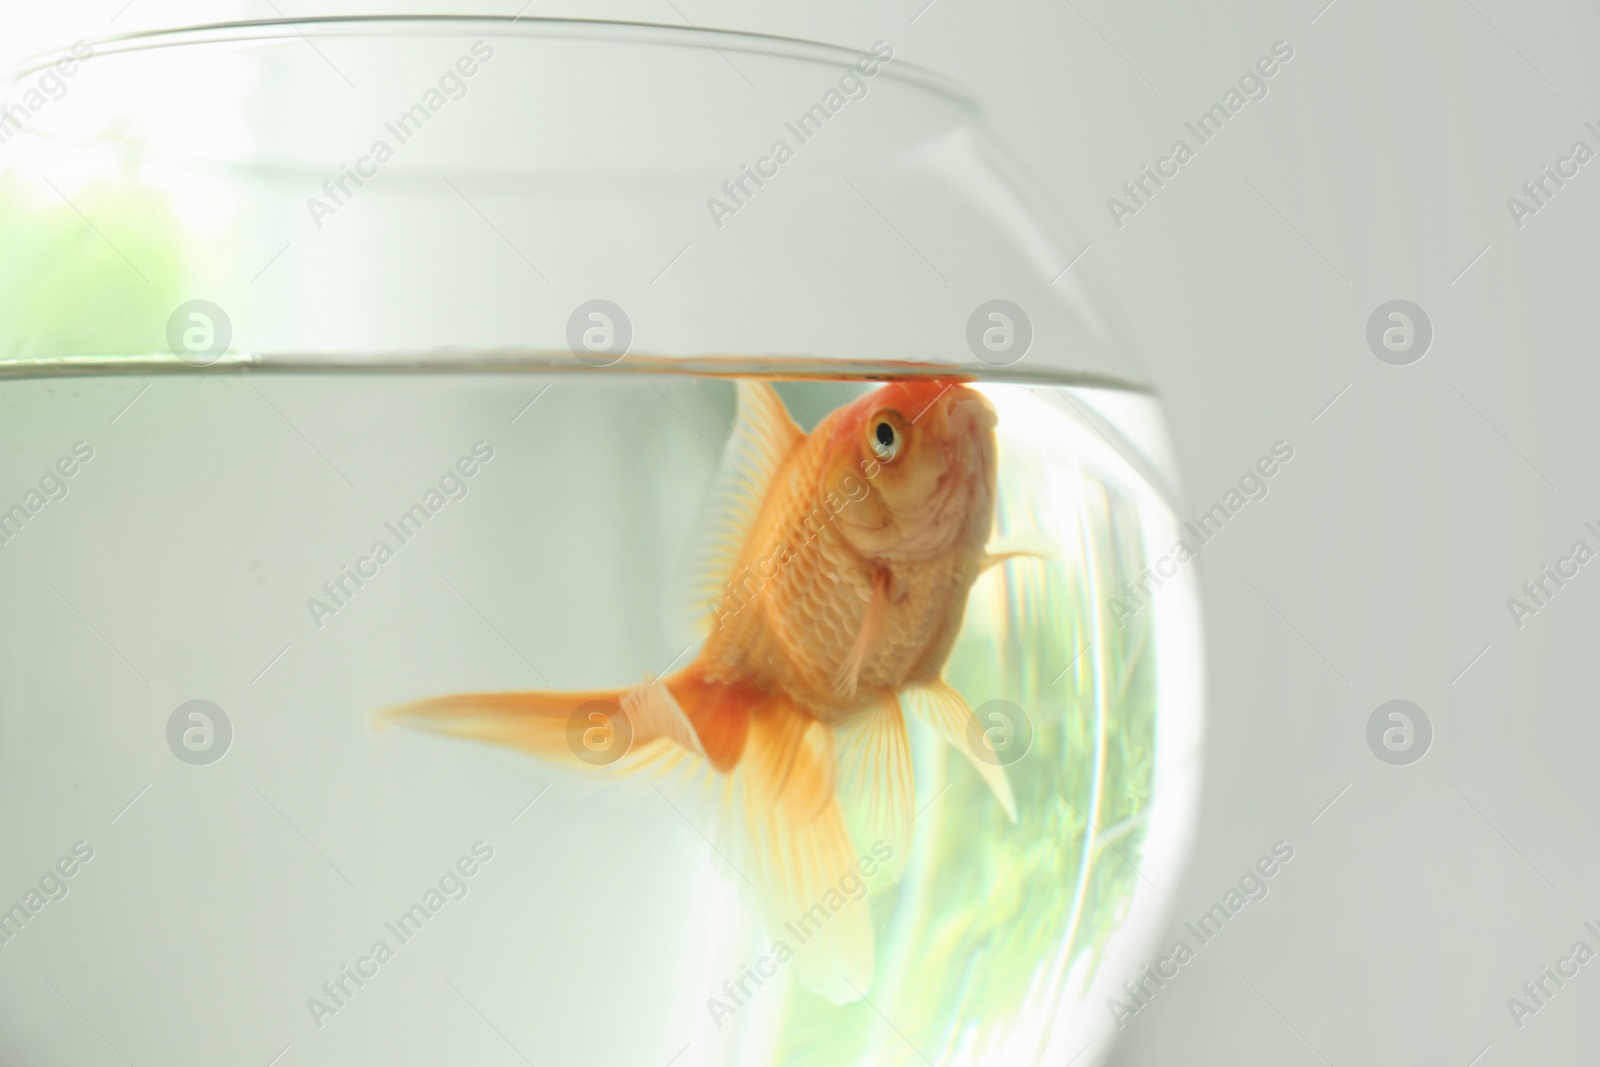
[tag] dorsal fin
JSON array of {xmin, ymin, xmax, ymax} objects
[{"xmin": 670, "ymin": 381, "xmax": 806, "ymax": 637}]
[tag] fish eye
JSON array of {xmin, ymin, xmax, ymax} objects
[{"xmin": 869, "ymin": 414, "xmax": 902, "ymax": 461}]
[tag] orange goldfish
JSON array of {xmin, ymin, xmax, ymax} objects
[{"xmin": 382, "ymin": 379, "xmax": 1022, "ymax": 1003}]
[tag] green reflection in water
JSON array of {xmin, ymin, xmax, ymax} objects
[
  {"xmin": 0, "ymin": 172, "xmax": 182, "ymax": 359},
  {"xmin": 777, "ymin": 393, "xmax": 1160, "ymax": 1066}
]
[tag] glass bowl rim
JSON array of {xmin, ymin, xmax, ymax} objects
[{"xmin": 4, "ymin": 13, "xmax": 982, "ymax": 113}]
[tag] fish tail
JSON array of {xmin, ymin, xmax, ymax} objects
[
  {"xmin": 377, "ymin": 674, "xmax": 706, "ymax": 770},
  {"xmin": 379, "ymin": 678, "xmax": 876, "ymax": 1001}
]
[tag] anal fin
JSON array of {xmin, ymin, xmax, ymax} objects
[
  {"xmin": 834, "ymin": 694, "xmax": 913, "ymax": 863},
  {"xmin": 738, "ymin": 696, "xmax": 875, "ymax": 1004}
]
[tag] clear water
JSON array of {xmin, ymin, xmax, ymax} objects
[{"xmin": 0, "ymin": 365, "xmax": 1200, "ymax": 1067}]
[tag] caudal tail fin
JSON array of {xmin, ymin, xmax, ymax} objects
[
  {"xmin": 377, "ymin": 677, "xmax": 881, "ymax": 1003},
  {"xmin": 377, "ymin": 677, "xmax": 706, "ymax": 770}
]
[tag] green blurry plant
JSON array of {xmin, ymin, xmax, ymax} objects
[
  {"xmin": 777, "ymin": 440, "xmax": 1161, "ymax": 1066},
  {"xmin": 0, "ymin": 170, "xmax": 183, "ymax": 358}
]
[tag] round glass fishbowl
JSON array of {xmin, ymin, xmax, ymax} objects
[{"xmin": 0, "ymin": 18, "xmax": 1202, "ymax": 1067}]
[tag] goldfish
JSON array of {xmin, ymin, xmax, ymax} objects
[{"xmin": 382, "ymin": 379, "xmax": 1025, "ymax": 1003}]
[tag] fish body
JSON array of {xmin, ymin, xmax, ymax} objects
[
  {"xmin": 682, "ymin": 381, "xmax": 998, "ymax": 757},
  {"xmin": 383, "ymin": 379, "xmax": 1020, "ymax": 1003}
]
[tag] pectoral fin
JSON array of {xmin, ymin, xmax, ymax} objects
[
  {"xmin": 979, "ymin": 540, "xmax": 1053, "ymax": 574},
  {"xmin": 832, "ymin": 571, "xmax": 890, "ymax": 700},
  {"xmin": 900, "ymin": 679, "xmax": 1018, "ymax": 823}
]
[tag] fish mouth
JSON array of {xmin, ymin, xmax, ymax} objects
[
  {"xmin": 905, "ymin": 390, "xmax": 996, "ymax": 552},
  {"xmin": 951, "ymin": 397, "xmax": 997, "ymax": 497},
  {"xmin": 949, "ymin": 395, "xmax": 999, "ymax": 435},
  {"xmin": 939, "ymin": 392, "xmax": 998, "ymax": 479}
]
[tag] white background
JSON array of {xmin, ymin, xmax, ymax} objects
[{"xmin": 6, "ymin": 1, "xmax": 1598, "ymax": 1063}]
